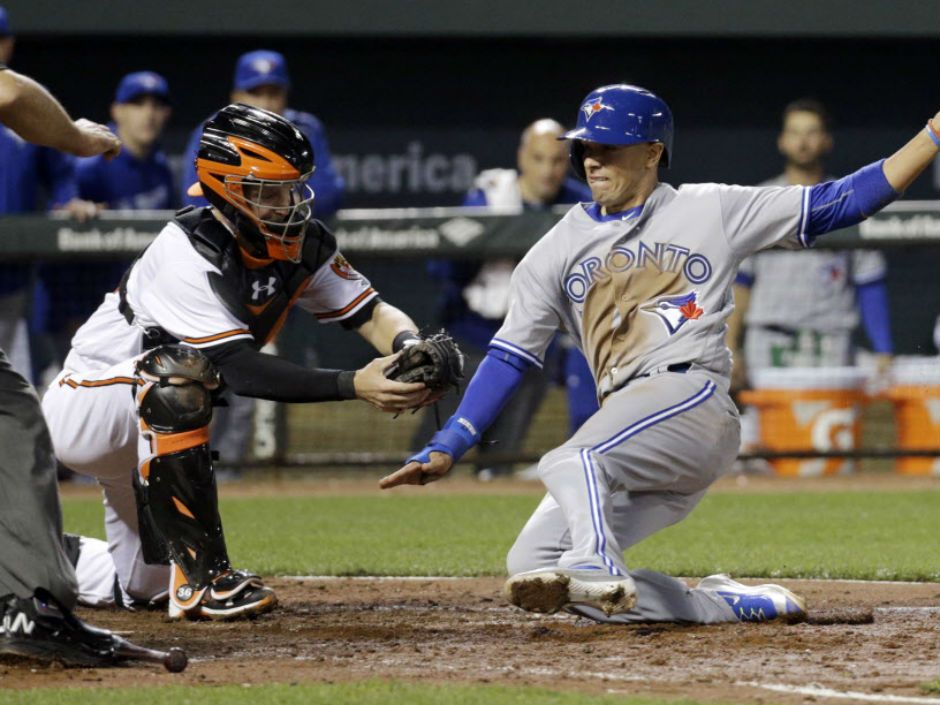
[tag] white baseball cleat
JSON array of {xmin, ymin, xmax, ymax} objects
[
  {"xmin": 503, "ymin": 567, "xmax": 637, "ymax": 616},
  {"xmin": 697, "ymin": 574, "xmax": 806, "ymax": 622}
]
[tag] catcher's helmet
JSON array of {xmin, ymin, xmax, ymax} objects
[
  {"xmin": 194, "ymin": 103, "xmax": 314, "ymax": 262},
  {"xmin": 563, "ymin": 84, "xmax": 673, "ymax": 179}
]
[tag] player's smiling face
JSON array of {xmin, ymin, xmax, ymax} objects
[{"xmin": 581, "ymin": 141, "xmax": 663, "ymax": 213}]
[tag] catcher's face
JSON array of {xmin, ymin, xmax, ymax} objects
[{"xmin": 229, "ymin": 174, "xmax": 314, "ymax": 262}]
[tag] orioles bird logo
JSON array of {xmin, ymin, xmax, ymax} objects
[
  {"xmin": 641, "ymin": 291, "xmax": 705, "ymax": 335},
  {"xmin": 330, "ymin": 254, "xmax": 361, "ymax": 280}
]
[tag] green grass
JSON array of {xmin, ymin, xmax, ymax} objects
[
  {"xmin": 0, "ymin": 682, "xmax": 724, "ymax": 705},
  {"xmin": 921, "ymin": 680, "xmax": 940, "ymax": 695},
  {"xmin": 61, "ymin": 489, "xmax": 940, "ymax": 581}
]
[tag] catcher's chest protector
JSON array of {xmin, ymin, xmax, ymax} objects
[{"xmin": 176, "ymin": 207, "xmax": 335, "ymax": 345}]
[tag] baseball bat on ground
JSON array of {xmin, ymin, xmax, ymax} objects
[{"xmin": 113, "ymin": 636, "xmax": 188, "ymax": 672}]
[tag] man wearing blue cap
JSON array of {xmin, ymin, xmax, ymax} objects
[
  {"xmin": 181, "ymin": 50, "xmax": 344, "ymax": 217},
  {"xmin": 37, "ymin": 72, "xmax": 177, "ymax": 374},
  {"xmin": 76, "ymin": 71, "xmax": 174, "ymax": 210}
]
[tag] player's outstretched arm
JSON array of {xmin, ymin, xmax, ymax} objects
[
  {"xmin": 0, "ymin": 69, "xmax": 120, "ymax": 158},
  {"xmin": 378, "ymin": 347, "xmax": 532, "ymax": 488},
  {"xmin": 203, "ymin": 340, "xmax": 426, "ymax": 411},
  {"xmin": 354, "ymin": 301, "xmax": 421, "ymax": 355},
  {"xmin": 800, "ymin": 114, "xmax": 940, "ymax": 242},
  {"xmin": 883, "ymin": 112, "xmax": 940, "ymax": 192}
]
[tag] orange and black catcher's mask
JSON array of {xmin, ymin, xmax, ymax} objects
[{"xmin": 194, "ymin": 103, "xmax": 315, "ymax": 262}]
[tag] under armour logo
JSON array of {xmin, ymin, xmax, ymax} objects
[
  {"xmin": 1, "ymin": 612, "xmax": 35, "ymax": 635},
  {"xmin": 251, "ymin": 277, "xmax": 278, "ymax": 301}
]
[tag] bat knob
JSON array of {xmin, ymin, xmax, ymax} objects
[{"xmin": 164, "ymin": 647, "xmax": 188, "ymax": 673}]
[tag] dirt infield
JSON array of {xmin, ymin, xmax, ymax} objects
[{"xmin": 3, "ymin": 577, "xmax": 938, "ymax": 704}]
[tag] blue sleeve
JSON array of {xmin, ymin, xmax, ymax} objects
[
  {"xmin": 180, "ymin": 126, "xmax": 206, "ymax": 207},
  {"xmin": 296, "ymin": 113, "xmax": 345, "ymax": 219},
  {"xmin": 407, "ymin": 347, "xmax": 531, "ymax": 463},
  {"xmin": 805, "ymin": 160, "xmax": 898, "ymax": 240},
  {"xmin": 462, "ymin": 189, "xmax": 488, "ymax": 207},
  {"xmin": 857, "ymin": 279, "xmax": 893, "ymax": 354},
  {"xmin": 38, "ymin": 148, "xmax": 79, "ymax": 207},
  {"xmin": 734, "ymin": 271, "xmax": 755, "ymax": 287}
]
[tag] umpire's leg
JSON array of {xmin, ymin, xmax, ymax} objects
[{"xmin": 0, "ymin": 349, "xmax": 78, "ymax": 609}]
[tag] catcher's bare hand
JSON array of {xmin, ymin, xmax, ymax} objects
[
  {"xmin": 355, "ymin": 354, "xmax": 429, "ymax": 412},
  {"xmin": 72, "ymin": 118, "xmax": 122, "ymax": 159},
  {"xmin": 379, "ymin": 451, "xmax": 454, "ymax": 489}
]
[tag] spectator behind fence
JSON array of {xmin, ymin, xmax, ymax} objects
[
  {"xmin": 412, "ymin": 119, "xmax": 596, "ymax": 480},
  {"xmin": 0, "ymin": 9, "xmax": 99, "ymax": 382},
  {"xmin": 179, "ymin": 50, "xmax": 346, "ymax": 473},
  {"xmin": 37, "ymin": 71, "xmax": 176, "ymax": 373},
  {"xmin": 726, "ymin": 99, "xmax": 894, "ymax": 468},
  {"xmin": 180, "ymin": 49, "xmax": 344, "ymax": 217}
]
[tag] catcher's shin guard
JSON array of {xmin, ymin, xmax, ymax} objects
[{"xmin": 134, "ymin": 345, "xmax": 275, "ymax": 620}]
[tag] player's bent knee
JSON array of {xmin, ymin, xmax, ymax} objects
[
  {"xmin": 536, "ymin": 446, "xmax": 580, "ymax": 481},
  {"xmin": 135, "ymin": 345, "xmax": 220, "ymax": 432}
]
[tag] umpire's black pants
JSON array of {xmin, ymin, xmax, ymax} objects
[{"xmin": 0, "ymin": 348, "xmax": 77, "ymax": 608}]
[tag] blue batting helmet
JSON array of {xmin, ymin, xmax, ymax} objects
[{"xmin": 563, "ymin": 84, "xmax": 674, "ymax": 178}]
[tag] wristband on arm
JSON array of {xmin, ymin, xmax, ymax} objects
[
  {"xmin": 926, "ymin": 121, "xmax": 940, "ymax": 149},
  {"xmin": 405, "ymin": 346, "xmax": 534, "ymax": 464}
]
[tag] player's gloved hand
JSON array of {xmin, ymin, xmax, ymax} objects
[
  {"xmin": 71, "ymin": 118, "xmax": 122, "ymax": 160},
  {"xmin": 383, "ymin": 331, "xmax": 464, "ymax": 410},
  {"xmin": 354, "ymin": 354, "xmax": 430, "ymax": 413},
  {"xmin": 378, "ymin": 450, "xmax": 454, "ymax": 489}
]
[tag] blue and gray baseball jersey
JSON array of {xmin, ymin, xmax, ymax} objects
[{"xmin": 493, "ymin": 181, "xmax": 808, "ymax": 399}]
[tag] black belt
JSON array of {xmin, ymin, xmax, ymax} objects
[{"xmin": 635, "ymin": 362, "xmax": 692, "ymax": 380}]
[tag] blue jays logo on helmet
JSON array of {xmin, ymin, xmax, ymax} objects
[
  {"xmin": 581, "ymin": 98, "xmax": 614, "ymax": 122},
  {"xmin": 641, "ymin": 291, "xmax": 704, "ymax": 335},
  {"xmin": 562, "ymin": 83, "xmax": 674, "ymax": 178}
]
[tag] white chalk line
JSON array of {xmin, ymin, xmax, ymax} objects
[
  {"xmin": 283, "ymin": 575, "xmax": 938, "ymax": 586},
  {"xmin": 283, "ymin": 575, "xmax": 466, "ymax": 581},
  {"xmin": 737, "ymin": 681, "xmax": 940, "ymax": 704}
]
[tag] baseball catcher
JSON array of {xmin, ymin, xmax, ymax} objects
[{"xmin": 42, "ymin": 103, "xmax": 438, "ymax": 621}]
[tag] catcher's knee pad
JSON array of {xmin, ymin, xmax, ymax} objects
[{"xmin": 133, "ymin": 345, "xmax": 229, "ymax": 589}]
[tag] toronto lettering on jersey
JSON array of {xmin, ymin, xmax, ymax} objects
[{"xmin": 563, "ymin": 241, "xmax": 713, "ymax": 304}]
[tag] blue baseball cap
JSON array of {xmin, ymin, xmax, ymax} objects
[
  {"xmin": 0, "ymin": 7, "xmax": 11, "ymax": 37},
  {"xmin": 233, "ymin": 50, "xmax": 290, "ymax": 92},
  {"xmin": 114, "ymin": 71, "xmax": 170, "ymax": 104}
]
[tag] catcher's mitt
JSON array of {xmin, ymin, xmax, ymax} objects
[{"xmin": 385, "ymin": 331, "xmax": 465, "ymax": 392}]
